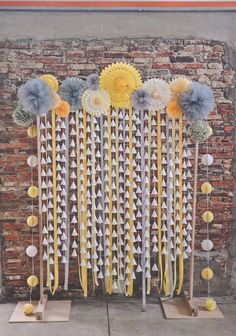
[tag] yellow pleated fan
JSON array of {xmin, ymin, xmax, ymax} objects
[
  {"xmin": 40, "ymin": 74, "xmax": 59, "ymax": 93},
  {"xmin": 82, "ymin": 88, "xmax": 111, "ymax": 116},
  {"xmin": 169, "ymin": 76, "xmax": 191, "ymax": 102},
  {"xmin": 99, "ymin": 62, "xmax": 142, "ymax": 108}
]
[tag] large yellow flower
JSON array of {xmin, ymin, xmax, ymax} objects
[
  {"xmin": 82, "ymin": 88, "xmax": 111, "ymax": 116},
  {"xmin": 169, "ymin": 76, "xmax": 191, "ymax": 102},
  {"xmin": 99, "ymin": 62, "xmax": 142, "ymax": 108}
]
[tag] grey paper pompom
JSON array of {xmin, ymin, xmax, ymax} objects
[
  {"xmin": 60, "ymin": 77, "xmax": 86, "ymax": 109},
  {"xmin": 132, "ymin": 88, "xmax": 151, "ymax": 111},
  {"xmin": 180, "ymin": 82, "xmax": 215, "ymax": 121},
  {"xmin": 18, "ymin": 79, "xmax": 54, "ymax": 116},
  {"xmin": 13, "ymin": 105, "xmax": 33, "ymax": 127},
  {"xmin": 86, "ymin": 74, "xmax": 99, "ymax": 91}
]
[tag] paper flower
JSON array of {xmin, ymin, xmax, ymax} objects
[
  {"xmin": 60, "ymin": 77, "xmax": 86, "ymax": 109},
  {"xmin": 189, "ymin": 120, "xmax": 212, "ymax": 142},
  {"xmin": 166, "ymin": 100, "xmax": 182, "ymax": 119},
  {"xmin": 18, "ymin": 79, "xmax": 54, "ymax": 116},
  {"xmin": 54, "ymin": 100, "xmax": 70, "ymax": 117},
  {"xmin": 131, "ymin": 88, "xmax": 151, "ymax": 111},
  {"xmin": 40, "ymin": 74, "xmax": 59, "ymax": 92},
  {"xmin": 52, "ymin": 93, "xmax": 61, "ymax": 109},
  {"xmin": 180, "ymin": 82, "xmax": 215, "ymax": 121},
  {"xmin": 100, "ymin": 62, "xmax": 142, "ymax": 108},
  {"xmin": 12, "ymin": 105, "xmax": 33, "ymax": 127},
  {"xmin": 169, "ymin": 76, "xmax": 191, "ymax": 101},
  {"xmin": 143, "ymin": 78, "xmax": 171, "ymax": 111},
  {"xmin": 86, "ymin": 74, "xmax": 99, "ymax": 91},
  {"xmin": 82, "ymin": 88, "xmax": 111, "ymax": 116}
]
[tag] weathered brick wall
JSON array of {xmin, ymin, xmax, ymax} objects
[{"xmin": 0, "ymin": 38, "xmax": 235, "ymax": 300}]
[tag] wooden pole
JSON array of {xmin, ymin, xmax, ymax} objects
[
  {"xmin": 189, "ymin": 141, "xmax": 199, "ymax": 301},
  {"xmin": 36, "ymin": 116, "xmax": 44, "ymax": 304}
]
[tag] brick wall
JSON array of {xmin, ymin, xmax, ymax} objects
[{"xmin": 0, "ymin": 38, "xmax": 235, "ymax": 300}]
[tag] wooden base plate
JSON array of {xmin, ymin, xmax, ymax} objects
[
  {"xmin": 9, "ymin": 300, "xmax": 71, "ymax": 323},
  {"xmin": 161, "ymin": 297, "xmax": 224, "ymax": 319}
]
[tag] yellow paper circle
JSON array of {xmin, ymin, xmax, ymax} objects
[
  {"xmin": 201, "ymin": 268, "xmax": 214, "ymax": 280},
  {"xmin": 40, "ymin": 74, "xmax": 59, "ymax": 92},
  {"xmin": 202, "ymin": 211, "xmax": 214, "ymax": 223},
  {"xmin": 27, "ymin": 125, "xmax": 37, "ymax": 138},
  {"xmin": 23, "ymin": 303, "xmax": 34, "ymax": 315},
  {"xmin": 27, "ymin": 215, "xmax": 38, "ymax": 228},
  {"xmin": 27, "ymin": 275, "xmax": 38, "ymax": 288},
  {"xmin": 201, "ymin": 182, "xmax": 213, "ymax": 194},
  {"xmin": 204, "ymin": 298, "xmax": 217, "ymax": 311},
  {"xmin": 28, "ymin": 186, "xmax": 39, "ymax": 198}
]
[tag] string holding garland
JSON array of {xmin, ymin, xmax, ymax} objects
[{"xmin": 13, "ymin": 63, "xmax": 216, "ymax": 312}]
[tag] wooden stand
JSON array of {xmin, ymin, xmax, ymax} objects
[{"xmin": 161, "ymin": 142, "xmax": 223, "ymax": 319}]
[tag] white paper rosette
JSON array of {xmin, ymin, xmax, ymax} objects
[
  {"xmin": 82, "ymin": 88, "xmax": 111, "ymax": 117},
  {"xmin": 143, "ymin": 78, "xmax": 171, "ymax": 111}
]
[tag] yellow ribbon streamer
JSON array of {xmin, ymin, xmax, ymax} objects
[
  {"xmin": 76, "ymin": 111, "xmax": 82, "ymax": 287},
  {"xmin": 81, "ymin": 109, "xmax": 88, "ymax": 297},
  {"xmin": 147, "ymin": 110, "xmax": 152, "ymax": 295},
  {"xmin": 127, "ymin": 106, "xmax": 134, "ymax": 297},
  {"xmin": 157, "ymin": 112, "xmax": 163, "ymax": 292},
  {"xmin": 172, "ymin": 119, "xmax": 177, "ymax": 296},
  {"xmin": 50, "ymin": 110, "xmax": 59, "ymax": 294},
  {"xmin": 176, "ymin": 114, "xmax": 183, "ymax": 295}
]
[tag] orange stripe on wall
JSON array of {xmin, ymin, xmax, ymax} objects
[{"xmin": 0, "ymin": 1, "xmax": 236, "ymax": 8}]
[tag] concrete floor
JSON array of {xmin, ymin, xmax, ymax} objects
[{"xmin": 0, "ymin": 298, "xmax": 236, "ymax": 336}]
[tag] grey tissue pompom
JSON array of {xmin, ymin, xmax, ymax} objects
[
  {"xmin": 179, "ymin": 82, "xmax": 215, "ymax": 121},
  {"xmin": 18, "ymin": 78, "xmax": 54, "ymax": 116},
  {"xmin": 86, "ymin": 74, "xmax": 99, "ymax": 91}
]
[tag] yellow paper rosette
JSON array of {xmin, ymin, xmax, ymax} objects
[
  {"xmin": 40, "ymin": 74, "xmax": 59, "ymax": 93},
  {"xmin": 82, "ymin": 88, "xmax": 111, "ymax": 116},
  {"xmin": 100, "ymin": 62, "xmax": 142, "ymax": 108}
]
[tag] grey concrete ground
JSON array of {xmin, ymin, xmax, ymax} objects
[{"xmin": 0, "ymin": 298, "xmax": 236, "ymax": 336}]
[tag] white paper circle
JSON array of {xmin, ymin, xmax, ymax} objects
[
  {"xmin": 201, "ymin": 239, "xmax": 213, "ymax": 252},
  {"xmin": 27, "ymin": 155, "xmax": 38, "ymax": 168},
  {"xmin": 26, "ymin": 245, "xmax": 38, "ymax": 258},
  {"xmin": 201, "ymin": 154, "xmax": 214, "ymax": 166}
]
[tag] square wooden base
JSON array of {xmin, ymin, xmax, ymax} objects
[
  {"xmin": 161, "ymin": 296, "xmax": 224, "ymax": 319},
  {"xmin": 9, "ymin": 300, "xmax": 71, "ymax": 323}
]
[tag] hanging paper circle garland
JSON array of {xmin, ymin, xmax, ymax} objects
[
  {"xmin": 27, "ymin": 215, "xmax": 38, "ymax": 228},
  {"xmin": 201, "ymin": 154, "xmax": 214, "ymax": 166},
  {"xmin": 27, "ymin": 125, "xmax": 37, "ymax": 138},
  {"xmin": 201, "ymin": 239, "xmax": 214, "ymax": 251},
  {"xmin": 82, "ymin": 89, "xmax": 111, "ymax": 116},
  {"xmin": 204, "ymin": 297, "xmax": 217, "ymax": 311},
  {"xmin": 201, "ymin": 182, "xmax": 213, "ymax": 194},
  {"xmin": 201, "ymin": 268, "xmax": 213, "ymax": 280},
  {"xmin": 28, "ymin": 186, "xmax": 39, "ymax": 198},
  {"xmin": 27, "ymin": 275, "xmax": 39, "ymax": 287},
  {"xmin": 99, "ymin": 62, "xmax": 142, "ymax": 108},
  {"xmin": 202, "ymin": 211, "xmax": 214, "ymax": 223},
  {"xmin": 23, "ymin": 303, "xmax": 34, "ymax": 315},
  {"xmin": 27, "ymin": 155, "xmax": 38, "ymax": 168},
  {"xmin": 26, "ymin": 245, "xmax": 38, "ymax": 258}
]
